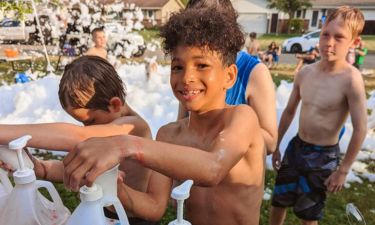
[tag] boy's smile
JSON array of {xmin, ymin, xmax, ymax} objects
[
  {"xmin": 180, "ymin": 89, "xmax": 203, "ymax": 101},
  {"xmin": 170, "ymin": 46, "xmax": 235, "ymax": 113}
]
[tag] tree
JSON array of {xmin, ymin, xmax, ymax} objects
[{"xmin": 267, "ymin": 0, "xmax": 312, "ymax": 34}]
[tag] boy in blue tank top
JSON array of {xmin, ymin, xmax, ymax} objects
[{"xmin": 178, "ymin": 0, "xmax": 277, "ymax": 154}]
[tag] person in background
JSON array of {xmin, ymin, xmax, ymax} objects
[
  {"xmin": 85, "ymin": 27, "xmax": 107, "ymax": 59},
  {"xmin": 354, "ymin": 39, "xmax": 367, "ymax": 70},
  {"xmin": 262, "ymin": 41, "xmax": 281, "ymax": 69},
  {"xmin": 294, "ymin": 44, "xmax": 320, "ymax": 73},
  {"xmin": 246, "ymin": 32, "xmax": 261, "ymax": 58}
]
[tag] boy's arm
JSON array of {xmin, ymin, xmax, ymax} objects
[
  {"xmin": 272, "ymin": 73, "xmax": 302, "ymax": 170},
  {"xmin": 117, "ymin": 171, "xmax": 172, "ymax": 221},
  {"xmin": 247, "ymin": 63, "xmax": 278, "ymax": 154},
  {"xmin": 116, "ymin": 128, "xmax": 173, "ymax": 221},
  {"xmin": 0, "ymin": 122, "xmax": 136, "ymax": 151},
  {"xmin": 37, "ymin": 160, "xmax": 64, "ymax": 182},
  {"xmin": 63, "ymin": 105, "xmax": 259, "ymax": 191},
  {"xmin": 325, "ymin": 71, "xmax": 367, "ymax": 193},
  {"xmin": 356, "ymin": 48, "xmax": 367, "ymax": 56}
]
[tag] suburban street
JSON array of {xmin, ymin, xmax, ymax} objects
[{"xmin": 1, "ymin": 44, "xmax": 375, "ymax": 70}]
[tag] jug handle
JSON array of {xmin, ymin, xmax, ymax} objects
[
  {"xmin": 0, "ymin": 168, "xmax": 13, "ymax": 193},
  {"xmin": 35, "ymin": 180, "xmax": 66, "ymax": 211},
  {"xmin": 102, "ymin": 196, "xmax": 130, "ymax": 225}
]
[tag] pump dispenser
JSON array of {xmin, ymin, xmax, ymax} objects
[
  {"xmin": 66, "ymin": 183, "xmax": 130, "ymax": 225},
  {"xmin": 0, "ymin": 135, "xmax": 70, "ymax": 225},
  {"xmin": 0, "ymin": 144, "xmax": 34, "ymax": 170},
  {"xmin": 168, "ymin": 180, "xmax": 194, "ymax": 225}
]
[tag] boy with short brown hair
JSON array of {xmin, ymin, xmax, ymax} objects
[
  {"xmin": 0, "ymin": 56, "xmax": 164, "ymax": 225},
  {"xmin": 270, "ymin": 6, "xmax": 367, "ymax": 225}
]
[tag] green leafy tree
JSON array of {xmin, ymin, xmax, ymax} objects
[
  {"xmin": 267, "ymin": 0, "xmax": 312, "ymax": 33},
  {"xmin": 0, "ymin": 1, "xmax": 33, "ymax": 21}
]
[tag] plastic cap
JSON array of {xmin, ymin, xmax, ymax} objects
[
  {"xmin": 8, "ymin": 135, "xmax": 32, "ymax": 150},
  {"xmin": 168, "ymin": 220, "xmax": 191, "ymax": 225},
  {"xmin": 13, "ymin": 169, "xmax": 36, "ymax": 184},
  {"xmin": 171, "ymin": 180, "xmax": 193, "ymax": 200},
  {"xmin": 80, "ymin": 184, "xmax": 103, "ymax": 202}
]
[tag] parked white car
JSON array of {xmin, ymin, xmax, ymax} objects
[
  {"xmin": 0, "ymin": 19, "xmax": 36, "ymax": 43},
  {"xmin": 282, "ymin": 30, "xmax": 321, "ymax": 53}
]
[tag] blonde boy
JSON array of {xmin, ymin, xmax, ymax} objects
[{"xmin": 270, "ymin": 6, "xmax": 367, "ymax": 225}]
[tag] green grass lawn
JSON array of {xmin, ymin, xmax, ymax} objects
[{"xmin": 46, "ymin": 165, "xmax": 375, "ymax": 225}]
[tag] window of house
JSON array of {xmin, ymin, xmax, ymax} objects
[
  {"xmin": 142, "ymin": 10, "xmax": 155, "ymax": 19},
  {"xmin": 296, "ymin": 10, "xmax": 302, "ymax": 18},
  {"xmin": 302, "ymin": 9, "xmax": 306, "ymax": 19},
  {"xmin": 142, "ymin": 10, "xmax": 147, "ymax": 18},
  {"xmin": 311, "ymin": 11, "xmax": 319, "ymax": 27},
  {"xmin": 148, "ymin": 10, "xmax": 155, "ymax": 19},
  {"xmin": 322, "ymin": 9, "xmax": 327, "ymax": 16}
]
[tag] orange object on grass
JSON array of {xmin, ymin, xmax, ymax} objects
[{"xmin": 4, "ymin": 48, "xmax": 19, "ymax": 58}]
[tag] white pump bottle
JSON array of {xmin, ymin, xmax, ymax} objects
[{"xmin": 0, "ymin": 135, "xmax": 70, "ymax": 225}]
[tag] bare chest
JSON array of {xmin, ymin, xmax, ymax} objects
[
  {"xmin": 300, "ymin": 75, "xmax": 347, "ymax": 110},
  {"xmin": 173, "ymin": 131, "xmax": 216, "ymax": 151}
]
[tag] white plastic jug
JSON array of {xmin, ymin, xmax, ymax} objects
[
  {"xmin": 66, "ymin": 184, "xmax": 130, "ymax": 225},
  {"xmin": 0, "ymin": 135, "xmax": 70, "ymax": 225},
  {"xmin": 168, "ymin": 180, "xmax": 194, "ymax": 225},
  {"xmin": 95, "ymin": 164, "xmax": 119, "ymax": 199},
  {"xmin": 0, "ymin": 169, "xmax": 12, "ymax": 198}
]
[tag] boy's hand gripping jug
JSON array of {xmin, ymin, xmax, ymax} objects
[{"xmin": 0, "ymin": 135, "xmax": 70, "ymax": 225}]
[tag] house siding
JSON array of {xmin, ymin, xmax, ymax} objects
[{"xmin": 161, "ymin": 0, "xmax": 184, "ymax": 24}]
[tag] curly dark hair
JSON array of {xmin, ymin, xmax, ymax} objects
[
  {"xmin": 186, "ymin": 0, "xmax": 237, "ymax": 21},
  {"xmin": 160, "ymin": 7, "xmax": 244, "ymax": 66},
  {"xmin": 59, "ymin": 56, "xmax": 126, "ymax": 111}
]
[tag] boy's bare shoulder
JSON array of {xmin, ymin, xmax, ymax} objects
[
  {"xmin": 227, "ymin": 104, "xmax": 259, "ymax": 127},
  {"xmin": 297, "ymin": 63, "xmax": 317, "ymax": 79},
  {"xmin": 348, "ymin": 64, "xmax": 364, "ymax": 80},
  {"xmin": 112, "ymin": 115, "xmax": 151, "ymax": 138},
  {"xmin": 345, "ymin": 65, "xmax": 364, "ymax": 90},
  {"xmin": 156, "ymin": 119, "xmax": 186, "ymax": 142}
]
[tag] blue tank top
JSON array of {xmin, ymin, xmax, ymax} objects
[{"xmin": 225, "ymin": 51, "xmax": 259, "ymax": 105}]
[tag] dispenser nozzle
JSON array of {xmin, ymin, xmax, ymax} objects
[{"xmin": 8, "ymin": 135, "xmax": 32, "ymax": 171}]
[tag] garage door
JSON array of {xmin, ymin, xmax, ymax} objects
[{"xmin": 237, "ymin": 13, "xmax": 267, "ymax": 34}]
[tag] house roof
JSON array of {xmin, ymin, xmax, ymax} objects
[
  {"xmin": 232, "ymin": 0, "xmax": 277, "ymax": 14},
  {"xmin": 311, "ymin": 0, "xmax": 375, "ymax": 8},
  {"xmin": 97, "ymin": 0, "xmax": 182, "ymax": 8},
  {"xmin": 124, "ymin": 0, "xmax": 170, "ymax": 8}
]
